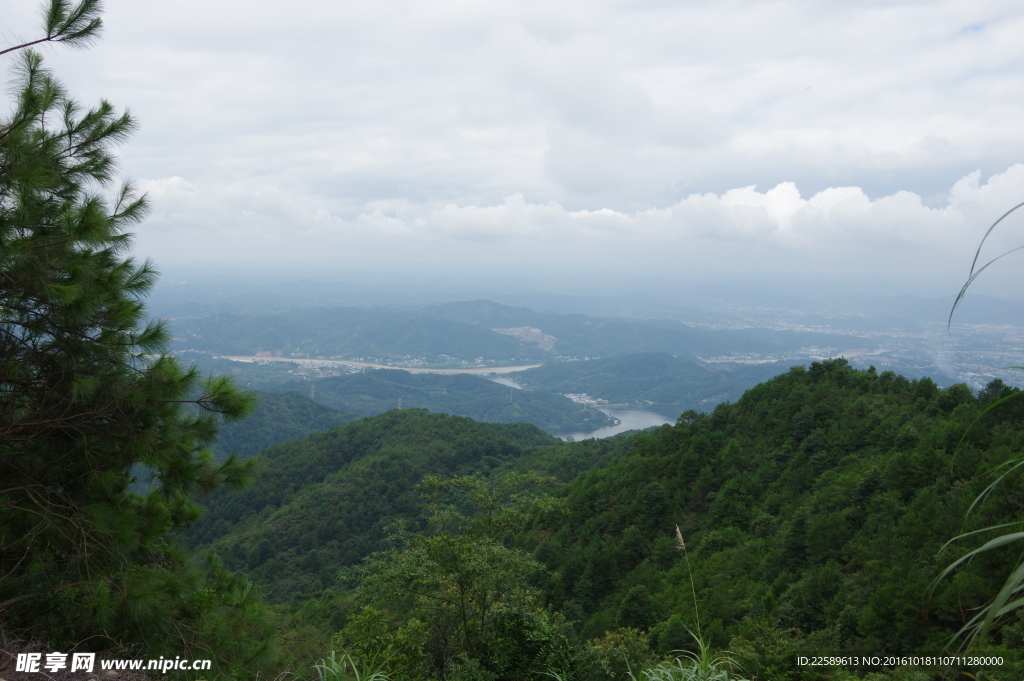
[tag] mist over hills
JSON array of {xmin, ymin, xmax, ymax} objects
[
  {"xmin": 149, "ymin": 265, "xmax": 1023, "ymax": 327},
  {"xmin": 155, "ymin": 267, "xmax": 1024, "ymax": 392},
  {"xmin": 172, "ymin": 305, "xmax": 545, "ymax": 361},
  {"xmin": 182, "ymin": 355, "xmax": 616, "ymax": 435},
  {"xmin": 279, "ymin": 370, "xmax": 615, "ymax": 434},
  {"xmin": 514, "ymin": 353, "xmax": 786, "ymax": 417},
  {"xmin": 171, "ymin": 299, "xmax": 858, "ymax": 361}
]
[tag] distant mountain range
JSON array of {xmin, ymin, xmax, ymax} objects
[
  {"xmin": 278, "ymin": 369, "xmax": 615, "ymax": 434},
  {"xmin": 181, "ymin": 354, "xmax": 615, "ymax": 435},
  {"xmin": 184, "ymin": 351, "xmax": 796, "ymax": 436},
  {"xmin": 172, "ymin": 299, "xmax": 860, "ymax": 361},
  {"xmin": 515, "ymin": 353, "xmax": 788, "ymax": 417}
]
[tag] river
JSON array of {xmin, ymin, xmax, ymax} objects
[
  {"xmin": 557, "ymin": 408, "xmax": 675, "ymax": 441},
  {"xmin": 487, "ymin": 376, "xmax": 675, "ymax": 440}
]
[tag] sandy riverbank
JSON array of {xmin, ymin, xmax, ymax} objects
[{"xmin": 216, "ymin": 355, "xmax": 542, "ymax": 375}]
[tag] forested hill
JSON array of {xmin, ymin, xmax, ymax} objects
[
  {"xmin": 514, "ymin": 353, "xmax": 787, "ymax": 416},
  {"xmin": 173, "ymin": 305, "xmax": 544, "ymax": 360},
  {"xmin": 279, "ymin": 369, "xmax": 615, "ymax": 433},
  {"xmin": 417, "ymin": 299, "xmax": 858, "ymax": 358},
  {"xmin": 519, "ymin": 359, "xmax": 1024, "ymax": 668},
  {"xmin": 185, "ymin": 409, "xmax": 636, "ymax": 602},
  {"xmin": 180, "ymin": 356, "xmax": 615, "ymax": 435},
  {"xmin": 211, "ymin": 391, "xmax": 362, "ymax": 461},
  {"xmin": 183, "ymin": 360, "xmax": 1024, "ymax": 679},
  {"xmin": 171, "ymin": 299, "xmax": 861, "ymax": 360}
]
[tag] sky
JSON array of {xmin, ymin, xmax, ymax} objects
[{"xmin": 5, "ymin": 0, "xmax": 1024, "ymax": 290}]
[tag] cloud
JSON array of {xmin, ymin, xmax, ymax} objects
[
  {"xmin": 8, "ymin": 0, "xmax": 1024, "ymax": 276},
  {"xmin": 16, "ymin": 1, "xmax": 1023, "ymax": 196},
  {"xmin": 133, "ymin": 164, "xmax": 1024, "ymax": 276}
]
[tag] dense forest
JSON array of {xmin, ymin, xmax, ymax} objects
[
  {"xmin": 515, "ymin": 353, "xmax": 786, "ymax": 416},
  {"xmin": 211, "ymin": 391, "xmax": 363, "ymax": 461},
  {"xmin": 176, "ymin": 360, "xmax": 1024, "ymax": 680},
  {"xmin": 278, "ymin": 370, "xmax": 614, "ymax": 433},
  {"xmin": 186, "ymin": 410, "xmax": 633, "ymax": 603},
  {"xmin": 519, "ymin": 360, "xmax": 1024, "ymax": 674}
]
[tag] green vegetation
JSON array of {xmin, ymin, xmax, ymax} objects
[
  {"xmin": 0, "ymin": 2, "xmax": 275, "ymax": 674},
  {"xmin": 940, "ymin": 201, "xmax": 1024, "ymax": 646},
  {"xmin": 7, "ymin": 6, "xmax": 1024, "ymax": 680},
  {"xmin": 518, "ymin": 359, "xmax": 1022, "ymax": 678},
  {"xmin": 177, "ymin": 360, "xmax": 1024, "ymax": 679},
  {"xmin": 212, "ymin": 390, "xmax": 362, "ymax": 461},
  {"xmin": 180, "ymin": 351, "xmax": 310, "ymax": 390},
  {"xmin": 516, "ymin": 353, "xmax": 786, "ymax": 416},
  {"xmin": 173, "ymin": 306, "xmax": 546, "ymax": 360},
  {"xmin": 282, "ymin": 369, "xmax": 614, "ymax": 433},
  {"xmin": 356, "ymin": 473, "xmax": 572, "ymax": 680},
  {"xmin": 172, "ymin": 299, "xmax": 862, "ymax": 363},
  {"xmin": 184, "ymin": 409, "xmax": 636, "ymax": 605}
]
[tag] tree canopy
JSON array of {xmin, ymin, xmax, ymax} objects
[{"xmin": 0, "ymin": 1, "xmax": 270, "ymax": 669}]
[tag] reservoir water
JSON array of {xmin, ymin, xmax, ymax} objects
[
  {"xmin": 557, "ymin": 408, "xmax": 675, "ymax": 441},
  {"xmin": 486, "ymin": 375, "xmax": 675, "ymax": 441}
]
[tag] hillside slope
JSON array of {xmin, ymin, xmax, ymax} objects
[
  {"xmin": 520, "ymin": 360, "xmax": 1024, "ymax": 664},
  {"xmin": 172, "ymin": 300, "xmax": 862, "ymax": 361},
  {"xmin": 187, "ymin": 360, "xmax": 1024, "ymax": 679},
  {"xmin": 515, "ymin": 353, "xmax": 788, "ymax": 416},
  {"xmin": 187, "ymin": 410, "xmax": 637, "ymax": 602},
  {"xmin": 283, "ymin": 369, "xmax": 615, "ymax": 433},
  {"xmin": 212, "ymin": 391, "xmax": 362, "ymax": 461}
]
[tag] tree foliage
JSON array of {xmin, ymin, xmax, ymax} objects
[
  {"xmin": 359, "ymin": 473, "xmax": 574, "ymax": 679},
  {"xmin": 185, "ymin": 409, "xmax": 633, "ymax": 605},
  {"xmin": 519, "ymin": 360, "xmax": 1024, "ymax": 678},
  {"xmin": 0, "ymin": 1, "xmax": 271, "ymax": 669},
  {"xmin": 166, "ymin": 354, "xmax": 1024, "ymax": 678},
  {"xmin": 942, "ymin": 200, "xmax": 1024, "ymax": 646}
]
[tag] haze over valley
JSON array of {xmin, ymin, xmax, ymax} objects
[{"xmin": 156, "ymin": 268, "xmax": 1024, "ymax": 442}]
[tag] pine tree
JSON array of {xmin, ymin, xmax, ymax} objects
[{"xmin": 0, "ymin": 0, "xmax": 268, "ymax": 663}]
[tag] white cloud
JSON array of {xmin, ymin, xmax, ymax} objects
[
  {"xmin": 132, "ymin": 164, "xmax": 1024, "ymax": 276},
  {"xmin": 5, "ymin": 0, "xmax": 1024, "ymax": 276}
]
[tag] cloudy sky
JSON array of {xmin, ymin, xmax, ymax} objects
[{"xmin": 5, "ymin": 0, "xmax": 1024, "ymax": 284}]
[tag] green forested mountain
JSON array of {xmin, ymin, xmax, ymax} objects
[
  {"xmin": 279, "ymin": 369, "xmax": 615, "ymax": 433},
  {"xmin": 186, "ymin": 410, "xmax": 637, "ymax": 603},
  {"xmin": 417, "ymin": 299, "xmax": 859, "ymax": 358},
  {"xmin": 186, "ymin": 360, "xmax": 1024, "ymax": 680},
  {"xmin": 212, "ymin": 391, "xmax": 362, "ymax": 461},
  {"xmin": 179, "ymin": 355, "xmax": 615, "ymax": 435},
  {"xmin": 519, "ymin": 360, "xmax": 1024, "ymax": 672},
  {"xmin": 172, "ymin": 299, "xmax": 861, "ymax": 361},
  {"xmin": 172, "ymin": 305, "xmax": 545, "ymax": 359},
  {"xmin": 515, "ymin": 353, "xmax": 789, "ymax": 416}
]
